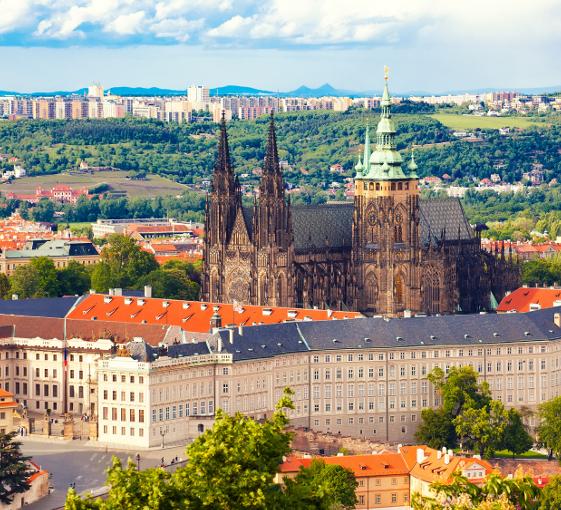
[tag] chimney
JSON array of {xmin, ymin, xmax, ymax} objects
[
  {"xmin": 437, "ymin": 450, "xmax": 442, "ymax": 460},
  {"xmin": 89, "ymin": 289, "xmax": 95, "ymax": 294},
  {"xmin": 416, "ymin": 448, "xmax": 425, "ymax": 464},
  {"xmin": 229, "ymin": 329, "xmax": 234, "ymax": 344},
  {"xmin": 444, "ymin": 453, "xmax": 450, "ymax": 465},
  {"xmin": 238, "ymin": 325, "xmax": 244, "ymax": 336},
  {"xmin": 113, "ymin": 288, "xmax": 122, "ymax": 297},
  {"xmin": 11, "ymin": 294, "xmax": 18, "ymax": 300},
  {"xmin": 216, "ymin": 333, "xmax": 223, "ymax": 353},
  {"xmin": 448, "ymin": 448, "xmax": 453, "ymax": 458},
  {"xmin": 555, "ymin": 313, "xmax": 561, "ymax": 328},
  {"xmin": 144, "ymin": 285, "xmax": 152, "ymax": 298}
]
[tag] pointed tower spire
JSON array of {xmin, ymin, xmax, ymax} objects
[
  {"xmin": 212, "ymin": 112, "xmax": 236, "ymax": 196},
  {"xmin": 408, "ymin": 147, "xmax": 419, "ymax": 179},
  {"xmin": 260, "ymin": 111, "xmax": 284, "ymax": 199}
]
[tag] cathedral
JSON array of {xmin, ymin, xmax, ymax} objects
[{"xmin": 202, "ymin": 74, "xmax": 519, "ymax": 317}]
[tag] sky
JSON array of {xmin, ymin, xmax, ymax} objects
[{"xmin": 1, "ymin": 0, "xmax": 561, "ymax": 93}]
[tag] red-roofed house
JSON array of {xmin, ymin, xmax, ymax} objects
[
  {"xmin": 277, "ymin": 452, "xmax": 410, "ymax": 509},
  {"xmin": 277, "ymin": 446, "xmax": 496, "ymax": 509},
  {"xmin": 497, "ymin": 286, "xmax": 561, "ymax": 313}
]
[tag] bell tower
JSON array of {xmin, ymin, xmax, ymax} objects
[{"xmin": 352, "ymin": 68, "xmax": 422, "ymax": 316}]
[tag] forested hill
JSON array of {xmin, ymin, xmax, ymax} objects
[{"xmin": 0, "ymin": 111, "xmax": 560, "ymax": 189}]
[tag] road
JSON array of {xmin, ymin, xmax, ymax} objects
[{"xmin": 21, "ymin": 438, "xmax": 188, "ymax": 510}]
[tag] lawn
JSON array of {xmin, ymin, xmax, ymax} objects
[
  {"xmin": 0, "ymin": 170, "xmax": 188, "ymax": 198},
  {"xmin": 431, "ymin": 113, "xmax": 545, "ymax": 130},
  {"xmin": 492, "ymin": 449, "xmax": 548, "ymax": 459}
]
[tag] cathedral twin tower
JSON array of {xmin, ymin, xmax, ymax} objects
[{"xmin": 202, "ymin": 75, "xmax": 518, "ymax": 316}]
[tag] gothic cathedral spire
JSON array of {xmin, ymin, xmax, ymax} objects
[{"xmin": 259, "ymin": 112, "xmax": 284, "ymax": 199}]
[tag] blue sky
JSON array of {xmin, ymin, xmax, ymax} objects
[{"xmin": 1, "ymin": 0, "xmax": 560, "ymax": 93}]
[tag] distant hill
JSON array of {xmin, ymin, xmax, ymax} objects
[
  {"xmin": 210, "ymin": 85, "xmax": 274, "ymax": 96},
  {"xmin": 1, "ymin": 83, "xmax": 559, "ymax": 98}
]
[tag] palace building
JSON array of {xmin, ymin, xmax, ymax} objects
[{"xmin": 202, "ymin": 73, "xmax": 519, "ymax": 316}]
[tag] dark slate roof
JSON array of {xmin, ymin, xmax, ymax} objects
[
  {"xmin": 216, "ymin": 322, "xmax": 310, "ymax": 361},
  {"xmin": 214, "ymin": 308, "xmax": 561, "ymax": 360},
  {"xmin": 291, "ymin": 203, "xmax": 354, "ymax": 253},
  {"xmin": 419, "ymin": 198, "xmax": 473, "ymax": 244},
  {"xmin": 167, "ymin": 342, "xmax": 211, "ymax": 357},
  {"xmin": 287, "ymin": 198, "xmax": 472, "ymax": 253},
  {"xmin": 0, "ymin": 297, "xmax": 80, "ymax": 318},
  {"xmin": 128, "ymin": 340, "xmax": 210, "ymax": 362},
  {"xmin": 128, "ymin": 340, "xmax": 157, "ymax": 362},
  {"xmin": 297, "ymin": 308, "xmax": 561, "ymax": 350}
]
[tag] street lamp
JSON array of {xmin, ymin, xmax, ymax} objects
[
  {"xmin": 135, "ymin": 453, "xmax": 141, "ymax": 471},
  {"xmin": 160, "ymin": 428, "xmax": 167, "ymax": 449}
]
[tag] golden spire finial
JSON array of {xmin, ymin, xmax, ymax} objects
[{"xmin": 384, "ymin": 65, "xmax": 389, "ymax": 81}]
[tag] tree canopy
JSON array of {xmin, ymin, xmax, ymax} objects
[{"xmin": 65, "ymin": 390, "xmax": 357, "ymax": 510}]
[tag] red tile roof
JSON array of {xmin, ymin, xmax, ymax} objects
[
  {"xmin": 497, "ymin": 287, "xmax": 561, "ymax": 313},
  {"xmin": 279, "ymin": 453, "xmax": 409, "ymax": 477},
  {"xmin": 67, "ymin": 294, "xmax": 362, "ymax": 334}
]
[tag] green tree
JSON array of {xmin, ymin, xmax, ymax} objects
[
  {"xmin": 416, "ymin": 366, "xmax": 491, "ymax": 448},
  {"xmin": 453, "ymin": 400, "xmax": 508, "ymax": 458},
  {"xmin": 171, "ymin": 390, "xmax": 294, "ymax": 509},
  {"xmin": 31, "ymin": 199, "xmax": 55, "ymax": 222},
  {"xmin": 136, "ymin": 269, "xmax": 199, "ymax": 300},
  {"xmin": 64, "ymin": 458, "xmax": 177, "ymax": 510},
  {"xmin": 415, "ymin": 408, "xmax": 456, "ymax": 449},
  {"xmin": 538, "ymin": 474, "xmax": 561, "ymax": 509},
  {"xmin": 0, "ymin": 273, "xmax": 10, "ymax": 299},
  {"xmin": 283, "ymin": 460, "xmax": 358, "ymax": 510},
  {"xmin": 9, "ymin": 264, "xmax": 40, "ymax": 299},
  {"xmin": 30, "ymin": 257, "xmax": 60, "ymax": 297},
  {"xmin": 90, "ymin": 262, "xmax": 115, "ymax": 293},
  {"xmin": 537, "ymin": 396, "xmax": 561, "ymax": 461},
  {"xmin": 412, "ymin": 472, "xmax": 539, "ymax": 510},
  {"xmin": 0, "ymin": 432, "xmax": 33, "ymax": 505},
  {"xmin": 500, "ymin": 409, "xmax": 534, "ymax": 457},
  {"xmin": 65, "ymin": 390, "xmax": 358, "ymax": 510},
  {"xmin": 57, "ymin": 261, "xmax": 91, "ymax": 296},
  {"xmin": 99, "ymin": 234, "xmax": 158, "ymax": 289}
]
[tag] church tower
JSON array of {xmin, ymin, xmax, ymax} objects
[
  {"xmin": 252, "ymin": 113, "xmax": 294, "ymax": 306},
  {"xmin": 351, "ymin": 68, "xmax": 422, "ymax": 316},
  {"xmin": 201, "ymin": 114, "xmax": 242, "ymax": 303}
]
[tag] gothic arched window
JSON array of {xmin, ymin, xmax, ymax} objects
[
  {"xmin": 394, "ymin": 273, "xmax": 404, "ymax": 306},
  {"xmin": 423, "ymin": 270, "xmax": 441, "ymax": 314},
  {"xmin": 365, "ymin": 272, "xmax": 378, "ymax": 310},
  {"xmin": 394, "ymin": 225, "xmax": 403, "ymax": 243}
]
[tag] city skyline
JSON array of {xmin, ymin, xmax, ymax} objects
[{"xmin": 1, "ymin": 0, "xmax": 560, "ymax": 92}]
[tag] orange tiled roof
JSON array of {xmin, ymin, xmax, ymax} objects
[
  {"xmin": 497, "ymin": 287, "xmax": 561, "ymax": 313},
  {"xmin": 0, "ymin": 388, "xmax": 15, "ymax": 398},
  {"xmin": 401, "ymin": 446, "xmax": 495, "ymax": 484},
  {"xmin": 67, "ymin": 294, "xmax": 362, "ymax": 334},
  {"xmin": 279, "ymin": 453, "xmax": 409, "ymax": 477}
]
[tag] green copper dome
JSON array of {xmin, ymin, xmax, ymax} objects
[{"xmin": 355, "ymin": 69, "xmax": 418, "ymax": 181}]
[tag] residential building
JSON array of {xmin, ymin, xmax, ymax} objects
[
  {"xmin": 3, "ymin": 461, "xmax": 50, "ymax": 510},
  {"xmin": 88, "ymin": 84, "xmax": 104, "ymax": 98},
  {"xmin": 277, "ymin": 445, "xmax": 495, "ymax": 509},
  {"xmin": 277, "ymin": 452, "xmax": 410, "ymax": 509}
]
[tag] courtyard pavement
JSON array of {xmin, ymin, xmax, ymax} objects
[{"xmin": 21, "ymin": 437, "xmax": 189, "ymax": 510}]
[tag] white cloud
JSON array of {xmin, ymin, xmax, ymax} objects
[
  {"xmin": 106, "ymin": 11, "xmax": 146, "ymax": 35},
  {"xmin": 0, "ymin": 0, "xmax": 37, "ymax": 33},
  {"xmin": 1, "ymin": 0, "xmax": 560, "ymax": 51}
]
